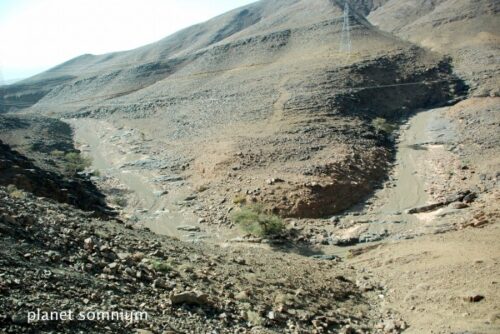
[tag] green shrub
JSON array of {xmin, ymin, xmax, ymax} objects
[
  {"xmin": 50, "ymin": 150, "xmax": 65, "ymax": 158},
  {"xmin": 63, "ymin": 151, "xmax": 92, "ymax": 174},
  {"xmin": 371, "ymin": 117, "xmax": 397, "ymax": 134},
  {"xmin": 151, "ymin": 260, "xmax": 172, "ymax": 273},
  {"xmin": 232, "ymin": 204, "xmax": 284, "ymax": 237}
]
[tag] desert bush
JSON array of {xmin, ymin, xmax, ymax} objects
[
  {"xmin": 371, "ymin": 117, "xmax": 397, "ymax": 134},
  {"xmin": 6, "ymin": 184, "xmax": 26, "ymax": 199},
  {"xmin": 111, "ymin": 196, "xmax": 128, "ymax": 208},
  {"xmin": 233, "ymin": 194, "xmax": 247, "ymax": 205},
  {"xmin": 63, "ymin": 151, "xmax": 92, "ymax": 174},
  {"xmin": 151, "ymin": 260, "xmax": 172, "ymax": 273},
  {"xmin": 50, "ymin": 150, "xmax": 65, "ymax": 158},
  {"xmin": 232, "ymin": 204, "xmax": 284, "ymax": 237}
]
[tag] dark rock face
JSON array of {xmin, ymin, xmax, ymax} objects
[{"xmin": 0, "ymin": 140, "xmax": 111, "ymax": 217}]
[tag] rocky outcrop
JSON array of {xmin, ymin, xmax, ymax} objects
[{"xmin": 0, "ymin": 140, "xmax": 111, "ymax": 216}]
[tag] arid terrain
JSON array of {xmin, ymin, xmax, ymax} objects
[{"xmin": 0, "ymin": 0, "xmax": 499, "ymax": 333}]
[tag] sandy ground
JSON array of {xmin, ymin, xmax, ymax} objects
[
  {"xmin": 349, "ymin": 225, "xmax": 500, "ymax": 333},
  {"xmin": 68, "ymin": 118, "xmax": 242, "ymax": 243}
]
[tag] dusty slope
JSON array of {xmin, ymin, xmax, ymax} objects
[{"xmin": 349, "ymin": 225, "xmax": 500, "ymax": 334}]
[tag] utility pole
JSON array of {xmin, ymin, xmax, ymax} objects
[{"xmin": 339, "ymin": 1, "xmax": 352, "ymax": 55}]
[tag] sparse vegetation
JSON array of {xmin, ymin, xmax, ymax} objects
[
  {"xmin": 372, "ymin": 117, "xmax": 398, "ymax": 134},
  {"xmin": 231, "ymin": 204, "xmax": 285, "ymax": 237},
  {"xmin": 63, "ymin": 152, "xmax": 91, "ymax": 174},
  {"xmin": 6, "ymin": 184, "xmax": 26, "ymax": 199},
  {"xmin": 151, "ymin": 260, "xmax": 172, "ymax": 273},
  {"xmin": 233, "ymin": 194, "xmax": 247, "ymax": 205},
  {"xmin": 50, "ymin": 149, "xmax": 65, "ymax": 158},
  {"xmin": 111, "ymin": 196, "xmax": 128, "ymax": 208},
  {"xmin": 50, "ymin": 149, "xmax": 94, "ymax": 175},
  {"xmin": 51, "ymin": 151, "xmax": 93, "ymax": 175}
]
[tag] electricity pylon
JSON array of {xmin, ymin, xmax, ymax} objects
[{"xmin": 339, "ymin": 1, "xmax": 352, "ymax": 55}]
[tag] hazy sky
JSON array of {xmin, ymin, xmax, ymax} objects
[{"xmin": 0, "ymin": 0, "xmax": 256, "ymax": 83}]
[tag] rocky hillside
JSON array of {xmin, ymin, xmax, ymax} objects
[
  {"xmin": 0, "ymin": 0, "xmax": 468, "ymax": 219},
  {"xmin": 0, "ymin": 185, "xmax": 401, "ymax": 333},
  {"xmin": 364, "ymin": 0, "xmax": 499, "ymax": 96},
  {"xmin": 0, "ymin": 0, "xmax": 498, "ymax": 333},
  {"xmin": 0, "ymin": 140, "xmax": 111, "ymax": 216}
]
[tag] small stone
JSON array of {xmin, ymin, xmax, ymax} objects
[
  {"xmin": 117, "ymin": 252, "xmax": 131, "ymax": 260},
  {"xmin": 176, "ymin": 225, "xmax": 200, "ymax": 232},
  {"xmin": 170, "ymin": 290, "xmax": 209, "ymax": 305},
  {"xmin": 266, "ymin": 178, "xmax": 283, "ymax": 185},
  {"xmin": 45, "ymin": 250, "xmax": 61, "ymax": 261},
  {"xmin": 134, "ymin": 330, "xmax": 154, "ymax": 334},
  {"xmin": 463, "ymin": 293, "xmax": 484, "ymax": 302},
  {"xmin": 449, "ymin": 202, "xmax": 468, "ymax": 209},
  {"xmin": 235, "ymin": 290, "xmax": 249, "ymax": 301},
  {"xmin": 310, "ymin": 254, "xmax": 339, "ymax": 261},
  {"xmin": 153, "ymin": 278, "xmax": 167, "ymax": 289},
  {"xmin": 124, "ymin": 267, "xmax": 136, "ymax": 277},
  {"xmin": 131, "ymin": 252, "xmax": 145, "ymax": 262},
  {"xmin": 84, "ymin": 237, "xmax": 96, "ymax": 251},
  {"xmin": 463, "ymin": 193, "xmax": 477, "ymax": 203},
  {"xmin": 11, "ymin": 313, "xmax": 27, "ymax": 325}
]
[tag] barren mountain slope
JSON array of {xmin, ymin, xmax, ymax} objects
[{"xmin": 0, "ymin": 0, "xmax": 466, "ymax": 219}]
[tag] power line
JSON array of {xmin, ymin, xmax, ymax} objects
[{"xmin": 339, "ymin": 1, "xmax": 352, "ymax": 55}]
